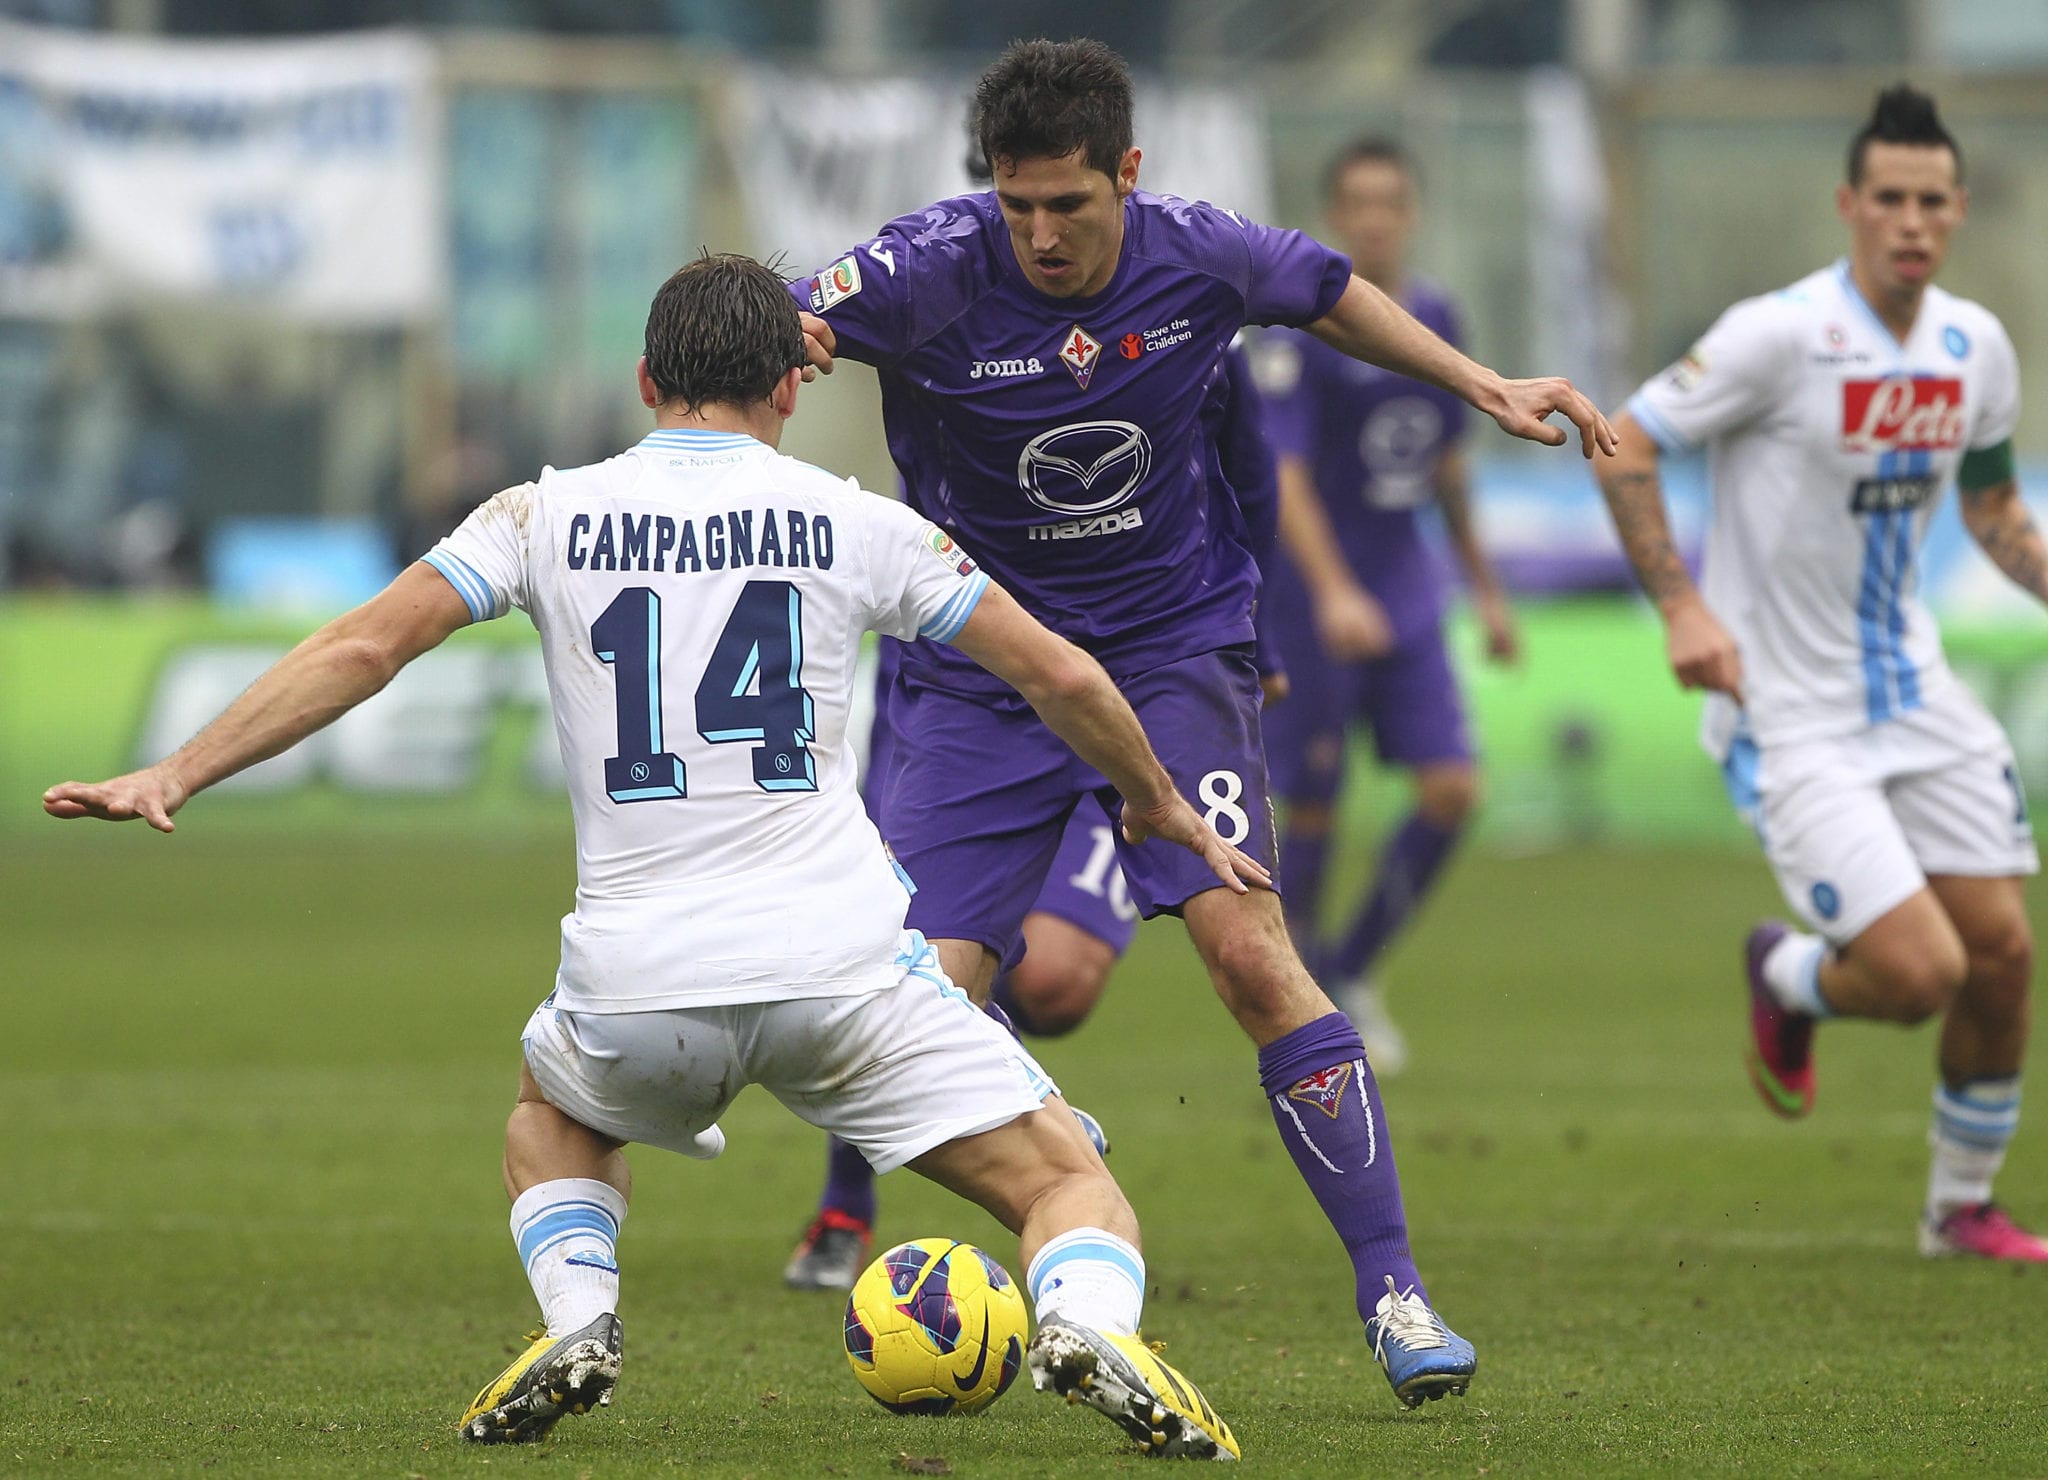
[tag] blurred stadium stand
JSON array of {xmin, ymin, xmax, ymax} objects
[{"xmin": 1, "ymin": 0, "xmax": 2046, "ymax": 597}]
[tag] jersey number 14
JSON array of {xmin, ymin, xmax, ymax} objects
[{"xmin": 592, "ymin": 580, "xmax": 816, "ymax": 803}]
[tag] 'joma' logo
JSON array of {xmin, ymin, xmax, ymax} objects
[{"xmin": 969, "ymin": 357, "xmax": 1043, "ymax": 380}]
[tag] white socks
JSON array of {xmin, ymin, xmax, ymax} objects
[
  {"xmin": 1927, "ymin": 1076, "xmax": 2021, "ymax": 1221},
  {"xmin": 1026, "ymin": 1228, "xmax": 1145, "ymax": 1338},
  {"xmin": 1761, "ymin": 932, "xmax": 1834, "ymax": 1018},
  {"xmin": 511, "ymin": 1178, "xmax": 627, "ymax": 1337}
]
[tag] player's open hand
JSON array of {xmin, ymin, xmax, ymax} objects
[
  {"xmin": 1477, "ymin": 589, "xmax": 1521, "ymax": 665},
  {"xmin": 1120, "ymin": 792, "xmax": 1273, "ymax": 895},
  {"xmin": 1487, "ymin": 375, "xmax": 1618, "ymax": 459},
  {"xmin": 799, "ymin": 311, "xmax": 837, "ymax": 381},
  {"xmin": 1315, "ymin": 582, "xmax": 1395, "ymax": 662},
  {"xmin": 43, "ymin": 763, "xmax": 188, "ymax": 832},
  {"xmin": 1663, "ymin": 594, "xmax": 1744, "ymax": 704}
]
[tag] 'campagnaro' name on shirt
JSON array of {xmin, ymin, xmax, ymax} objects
[{"xmin": 565, "ymin": 508, "xmax": 835, "ymax": 574}]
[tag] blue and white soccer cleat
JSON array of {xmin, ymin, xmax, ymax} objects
[
  {"xmin": 1363, "ymin": 1276, "xmax": 1475, "ymax": 1408},
  {"xmin": 1071, "ymin": 1106, "xmax": 1112, "ymax": 1158}
]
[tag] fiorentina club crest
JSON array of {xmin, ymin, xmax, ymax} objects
[
  {"xmin": 1058, "ymin": 324, "xmax": 1102, "ymax": 388},
  {"xmin": 1287, "ymin": 1063, "xmax": 1353, "ymax": 1120}
]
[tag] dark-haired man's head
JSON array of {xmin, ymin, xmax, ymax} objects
[
  {"xmin": 638, "ymin": 253, "xmax": 809, "ymax": 439},
  {"xmin": 1837, "ymin": 85, "xmax": 1967, "ymax": 316},
  {"xmin": 974, "ymin": 38, "xmax": 1140, "ymax": 298},
  {"xmin": 1323, "ymin": 138, "xmax": 1418, "ymax": 288}
]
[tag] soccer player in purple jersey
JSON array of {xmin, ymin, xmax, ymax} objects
[
  {"xmin": 787, "ymin": 343, "xmax": 1285, "ymax": 1290},
  {"xmin": 1251, "ymin": 139, "xmax": 1520, "ymax": 1075},
  {"xmin": 792, "ymin": 38, "xmax": 1614, "ymax": 1405}
]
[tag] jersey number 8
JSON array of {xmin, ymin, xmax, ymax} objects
[{"xmin": 592, "ymin": 580, "xmax": 816, "ymax": 804}]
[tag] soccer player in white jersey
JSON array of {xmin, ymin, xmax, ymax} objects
[
  {"xmin": 1595, "ymin": 87, "xmax": 2047, "ymax": 1261},
  {"xmin": 42, "ymin": 254, "xmax": 1266, "ymax": 1457}
]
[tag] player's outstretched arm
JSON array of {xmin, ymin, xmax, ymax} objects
[
  {"xmin": 1957, "ymin": 460, "xmax": 2048, "ymax": 608},
  {"xmin": 1306, "ymin": 276, "xmax": 1617, "ymax": 458},
  {"xmin": 948, "ymin": 583, "xmax": 1271, "ymax": 895},
  {"xmin": 42, "ymin": 564, "xmax": 473, "ymax": 832},
  {"xmin": 1593, "ymin": 413, "xmax": 1743, "ymax": 701}
]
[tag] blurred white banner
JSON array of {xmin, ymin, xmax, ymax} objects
[
  {"xmin": 730, "ymin": 68, "xmax": 1273, "ymax": 273},
  {"xmin": 0, "ymin": 23, "xmax": 442, "ymax": 323}
]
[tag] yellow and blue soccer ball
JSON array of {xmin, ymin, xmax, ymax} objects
[{"xmin": 843, "ymin": 1238, "xmax": 1030, "ymax": 1415}]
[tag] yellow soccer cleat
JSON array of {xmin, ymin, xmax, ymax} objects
[
  {"xmin": 459, "ymin": 1312, "xmax": 623, "ymax": 1444},
  {"xmin": 1028, "ymin": 1316, "xmax": 1239, "ymax": 1460}
]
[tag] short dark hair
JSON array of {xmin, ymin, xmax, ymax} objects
[
  {"xmin": 1847, "ymin": 84, "xmax": 1962, "ymax": 186},
  {"xmin": 642, "ymin": 253, "xmax": 807, "ymax": 412},
  {"xmin": 973, "ymin": 38, "xmax": 1133, "ymax": 180},
  {"xmin": 1323, "ymin": 136, "xmax": 1417, "ymax": 201}
]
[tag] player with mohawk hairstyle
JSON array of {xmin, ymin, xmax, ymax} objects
[{"xmin": 1597, "ymin": 85, "xmax": 2048, "ymax": 1260}]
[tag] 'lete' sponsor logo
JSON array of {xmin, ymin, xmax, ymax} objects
[{"xmin": 1841, "ymin": 377, "xmax": 1965, "ymax": 453}]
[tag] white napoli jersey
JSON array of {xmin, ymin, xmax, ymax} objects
[
  {"xmin": 424, "ymin": 427, "xmax": 990, "ymax": 1012},
  {"xmin": 1628, "ymin": 261, "xmax": 2020, "ymax": 753}
]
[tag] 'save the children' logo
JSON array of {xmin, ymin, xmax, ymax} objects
[{"xmin": 1841, "ymin": 377, "xmax": 1965, "ymax": 454}]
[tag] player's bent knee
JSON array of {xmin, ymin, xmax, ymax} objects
[
  {"xmin": 1971, "ymin": 920, "xmax": 2034, "ymax": 991},
  {"xmin": 1873, "ymin": 949, "xmax": 1968, "ymax": 1024},
  {"xmin": 1415, "ymin": 765, "xmax": 1479, "ymax": 828},
  {"xmin": 1008, "ymin": 958, "xmax": 1110, "ymax": 1038}
]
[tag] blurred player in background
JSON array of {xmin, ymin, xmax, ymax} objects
[
  {"xmin": 1250, "ymin": 139, "xmax": 1518, "ymax": 1073},
  {"xmin": 1596, "ymin": 86, "xmax": 2047, "ymax": 1261},
  {"xmin": 44, "ymin": 254, "xmax": 1259, "ymax": 1457},
  {"xmin": 787, "ymin": 341, "xmax": 1286, "ymax": 1290},
  {"xmin": 794, "ymin": 36, "xmax": 1613, "ymax": 1402}
]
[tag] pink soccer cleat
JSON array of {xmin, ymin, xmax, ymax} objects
[
  {"xmin": 1919, "ymin": 1203, "xmax": 2048, "ymax": 1262},
  {"xmin": 1744, "ymin": 921, "xmax": 1815, "ymax": 1118}
]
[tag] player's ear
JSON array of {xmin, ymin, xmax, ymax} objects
[
  {"xmin": 1117, "ymin": 147, "xmax": 1141, "ymax": 198},
  {"xmin": 772, "ymin": 365, "xmax": 802, "ymax": 420},
  {"xmin": 1834, "ymin": 181, "xmax": 1856, "ymax": 225},
  {"xmin": 636, "ymin": 356, "xmax": 661, "ymax": 410}
]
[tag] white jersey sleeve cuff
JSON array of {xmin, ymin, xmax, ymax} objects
[
  {"xmin": 1626, "ymin": 392, "xmax": 1696, "ymax": 456},
  {"xmin": 421, "ymin": 549, "xmax": 505, "ymax": 623},
  {"xmin": 917, "ymin": 571, "xmax": 990, "ymax": 644}
]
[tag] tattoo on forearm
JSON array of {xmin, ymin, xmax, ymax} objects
[
  {"xmin": 1968, "ymin": 495, "xmax": 2048, "ymax": 603},
  {"xmin": 1601, "ymin": 470, "xmax": 1692, "ymax": 603}
]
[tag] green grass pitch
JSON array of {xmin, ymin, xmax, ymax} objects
[{"xmin": 4, "ymin": 831, "xmax": 2044, "ymax": 1476}]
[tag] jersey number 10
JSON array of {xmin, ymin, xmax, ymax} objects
[{"xmin": 592, "ymin": 580, "xmax": 817, "ymax": 804}]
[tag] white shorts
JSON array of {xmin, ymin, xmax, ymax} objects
[
  {"xmin": 1722, "ymin": 683, "xmax": 2038, "ymax": 944},
  {"xmin": 519, "ymin": 933, "xmax": 1059, "ymax": 1175}
]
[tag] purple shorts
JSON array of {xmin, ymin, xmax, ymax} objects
[
  {"xmin": 872, "ymin": 648, "xmax": 1275, "ymax": 962},
  {"xmin": 1263, "ymin": 618, "xmax": 1473, "ymax": 803},
  {"xmin": 867, "ymin": 644, "xmax": 1138, "ymax": 956},
  {"xmin": 1034, "ymin": 796, "xmax": 1142, "ymax": 952}
]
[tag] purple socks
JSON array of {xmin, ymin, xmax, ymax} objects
[
  {"xmin": 819, "ymin": 1134, "xmax": 877, "ymax": 1225},
  {"xmin": 1328, "ymin": 811, "xmax": 1461, "ymax": 983},
  {"xmin": 1278, "ymin": 822, "xmax": 1332, "ymax": 980},
  {"xmin": 1258, "ymin": 1011, "xmax": 1425, "ymax": 1318}
]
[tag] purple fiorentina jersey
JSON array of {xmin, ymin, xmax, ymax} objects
[
  {"xmin": 1253, "ymin": 281, "xmax": 1468, "ymax": 640},
  {"xmin": 795, "ymin": 190, "xmax": 1350, "ymax": 694}
]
